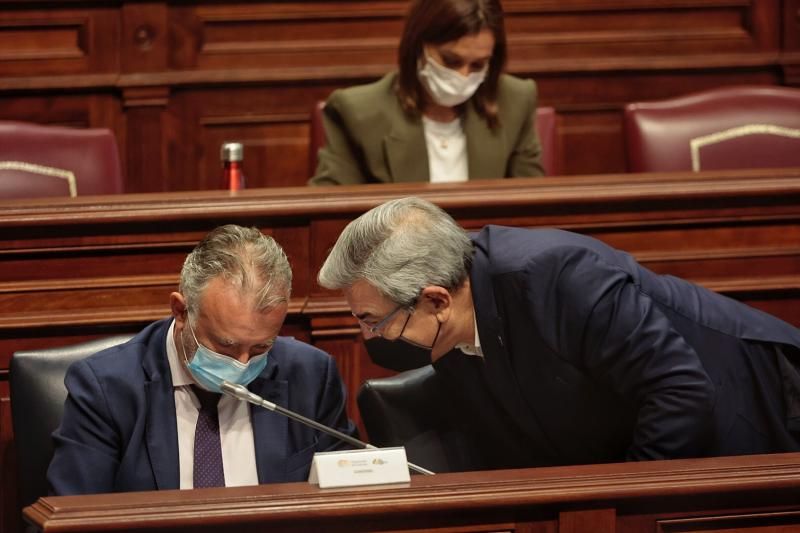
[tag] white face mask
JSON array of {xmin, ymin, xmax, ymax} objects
[{"xmin": 418, "ymin": 53, "xmax": 488, "ymax": 108}]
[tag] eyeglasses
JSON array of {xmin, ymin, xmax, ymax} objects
[{"xmin": 354, "ymin": 304, "xmax": 409, "ymax": 337}]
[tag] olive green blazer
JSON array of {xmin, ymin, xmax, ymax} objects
[{"xmin": 309, "ymin": 72, "xmax": 544, "ymax": 185}]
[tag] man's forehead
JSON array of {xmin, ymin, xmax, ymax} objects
[
  {"xmin": 192, "ymin": 280, "xmax": 287, "ymax": 339},
  {"xmin": 347, "ymin": 279, "xmax": 381, "ymax": 299},
  {"xmin": 197, "ymin": 278, "xmax": 257, "ymax": 311},
  {"xmin": 346, "ymin": 280, "xmax": 391, "ymax": 312},
  {"xmin": 194, "ymin": 306, "xmax": 284, "ymax": 344}
]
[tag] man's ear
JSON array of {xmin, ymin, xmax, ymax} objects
[
  {"xmin": 420, "ymin": 286, "xmax": 452, "ymax": 319},
  {"xmin": 170, "ymin": 292, "xmax": 188, "ymax": 327}
]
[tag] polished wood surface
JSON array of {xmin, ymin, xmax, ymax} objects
[
  {"xmin": 24, "ymin": 452, "xmax": 800, "ymax": 532},
  {"xmin": 3, "ymin": 168, "xmax": 800, "ymax": 395},
  {"xmin": 0, "ymin": 0, "xmax": 798, "ymax": 190},
  {"xmin": 3, "ymin": 168, "xmax": 800, "ymax": 532},
  {"xmin": 3, "ymin": 168, "xmax": 799, "ymax": 345}
]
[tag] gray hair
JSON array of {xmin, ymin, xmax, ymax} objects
[
  {"xmin": 180, "ymin": 224, "xmax": 292, "ymax": 315},
  {"xmin": 318, "ymin": 197, "xmax": 473, "ymax": 306}
]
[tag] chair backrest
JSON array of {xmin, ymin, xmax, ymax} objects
[
  {"xmin": 308, "ymin": 102, "xmax": 559, "ymax": 176},
  {"xmin": 9, "ymin": 334, "xmax": 134, "ymax": 508},
  {"xmin": 623, "ymin": 85, "xmax": 800, "ymax": 172},
  {"xmin": 357, "ymin": 365, "xmax": 483, "ymax": 474},
  {"xmin": 0, "ymin": 121, "xmax": 123, "ymax": 199},
  {"xmin": 308, "ymin": 100, "xmax": 328, "ymax": 178},
  {"xmin": 535, "ymin": 106, "xmax": 558, "ymax": 175}
]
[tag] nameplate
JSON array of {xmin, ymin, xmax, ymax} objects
[{"xmin": 308, "ymin": 447, "xmax": 411, "ymax": 488}]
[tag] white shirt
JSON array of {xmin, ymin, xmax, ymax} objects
[
  {"xmin": 423, "ymin": 116, "xmax": 468, "ymax": 183},
  {"xmin": 455, "ymin": 313, "xmax": 484, "ymax": 358},
  {"xmin": 165, "ymin": 319, "xmax": 260, "ymax": 489}
]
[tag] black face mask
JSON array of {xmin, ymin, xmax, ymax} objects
[{"xmin": 365, "ymin": 321, "xmax": 442, "ymax": 372}]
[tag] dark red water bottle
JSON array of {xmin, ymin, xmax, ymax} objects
[{"xmin": 220, "ymin": 142, "xmax": 245, "ymax": 191}]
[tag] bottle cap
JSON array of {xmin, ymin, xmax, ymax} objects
[{"xmin": 221, "ymin": 142, "xmax": 244, "ymax": 162}]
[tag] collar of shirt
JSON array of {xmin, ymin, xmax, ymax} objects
[
  {"xmin": 166, "ymin": 318, "xmax": 199, "ymax": 388},
  {"xmin": 166, "ymin": 320, "xmax": 259, "ymax": 489},
  {"xmin": 455, "ymin": 312, "xmax": 483, "ymax": 358}
]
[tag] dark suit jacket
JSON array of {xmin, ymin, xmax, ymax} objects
[
  {"xmin": 48, "ymin": 318, "xmax": 357, "ymax": 495},
  {"xmin": 435, "ymin": 225, "xmax": 800, "ymax": 469},
  {"xmin": 310, "ymin": 72, "xmax": 544, "ymax": 185}
]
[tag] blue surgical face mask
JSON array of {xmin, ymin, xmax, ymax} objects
[{"xmin": 181, "ymin": 319, "xmax": 269, "ymax": 393}]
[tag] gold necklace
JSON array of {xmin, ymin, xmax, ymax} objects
[
  {"xmin": 427, "ymin": 129, "xmax": 450, "ymax": 149},
  {"xmin": 425, "ymin": 114, "xmax": 458, "ymax": 150}
]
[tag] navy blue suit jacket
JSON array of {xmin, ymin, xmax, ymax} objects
[
  {"xmin": 48, "ymin": 318, "xmax": 357, "ymax": 495},
  {"xmin": 435, "ymin": 226, "xmax": 800, "ymax": 468}
]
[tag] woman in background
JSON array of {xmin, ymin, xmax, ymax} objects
[{"xmin": 310, "ymin": 0, "xmax": 544, "ymax": 185}]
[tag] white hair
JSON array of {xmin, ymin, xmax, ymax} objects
[
  {"xmin": 180, "ymin": 224, "xmax": 292, "ymax": 315},
  {"xmin": 318, "ymin": 197, "xmax": 473, "ymax": 305}
]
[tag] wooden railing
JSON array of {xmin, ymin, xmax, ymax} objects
[{"xmin": 24, "ymin": 452, "xmax": 800, "ymax": 532}]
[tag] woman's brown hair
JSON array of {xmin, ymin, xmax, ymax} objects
[{"xmin": 396, "ymin": 0, "xmax": 507, "ymax": 128}]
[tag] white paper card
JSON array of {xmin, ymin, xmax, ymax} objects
[{"xmin": 308, "ymin": 447, "xmax": 411, "ymax": 488}]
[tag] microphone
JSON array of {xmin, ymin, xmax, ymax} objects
[{"xmin": 220, "ymin": 381, "xmax": 435, "ymax": 476}]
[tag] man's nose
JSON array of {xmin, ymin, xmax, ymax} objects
[
  {"xmin": 358, "ymin": 322, "xmax": 379, "ymax": 340},
  {"xmin": 231, "ymin": 351, "xmax": 250, "ymax": 364}
]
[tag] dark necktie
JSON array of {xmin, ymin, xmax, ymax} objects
[{"xmin": 192, "ymin": 385, "xmax": 225, "ymax": 488}]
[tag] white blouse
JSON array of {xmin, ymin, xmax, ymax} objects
[{"xmin": 422, "ymin": 116, "xmax": 468, "ymax": 183}]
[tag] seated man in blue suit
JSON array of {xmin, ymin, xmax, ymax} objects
[
  {"xmin": 318, "ymin": 197, "xmax": 800, "ymax": 470},
  {"xmin": 49, "ymin": 224, "xmax": 357, "ymax": 494}
]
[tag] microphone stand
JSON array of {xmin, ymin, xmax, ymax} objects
[{"xmin": 221, "ymin": 381, "xmax": 435, "ymax": 476}]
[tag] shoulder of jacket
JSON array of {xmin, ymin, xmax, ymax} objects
[
  {"xmin": 327, "ymin": 72, "xmax": 398, "ymax": 110},
  {"xmin": 274, "ymin": 336, "xmax": 331, "ymax": 361},
  {"xmin": 497, "ymin": 74, "xmax": 536, "ymax": 100}
]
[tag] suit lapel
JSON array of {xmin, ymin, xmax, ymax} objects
[
  {"xmin": 249, "ymin": 361, "xmax": 289, "ymax": 483},
  {"xmin": 470, "ymin": 237, "xmax": 560, "ymax": 462},
  {"xmin": 143, "ymin": 323, "xmax": 180, "ymax": 490},
  {"xmin": 464, "ymin": 105, "xmax": 506, "ymax": 179},
  {"xmin": 384, "ymin": 104, "xmax": 507, "ymax": 182},
  {"xmin": 384, "ymin": 112, "xmax": 430, "ymax": 182},
  {"xmin": 472, "ymin": 293, "xmax": 528, "ymax": 423}
]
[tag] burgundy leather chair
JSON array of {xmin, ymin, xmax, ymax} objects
[
  {"xmin": 308, "ymin": 102, "xmax": 559, "ymax": 177},
  {"xmin": 535, "ymin": 106, "xmax": 558, "ymax": 176},
  {"xmin": 624, "ymin": 85, "xmax": 800, "ymax": 172},
  {"xmin": 308, "ymin": 101, "xmax": 328, "ymax": 178},
  {"xmin": 0, "ymin": 121, "xmax": 123, "ymax": 199}
]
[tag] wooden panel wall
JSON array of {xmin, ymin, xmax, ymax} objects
[
  {"xmin": 0, "ymin": 0, "xmax": 798, "ymax": 191},
  {"xmin": 2, "ymin": 168, "xmax": 800, "ymax": 531}
]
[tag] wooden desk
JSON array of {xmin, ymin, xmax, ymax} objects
[
  {"xmin": 3, "ymin": 168, "xmax": 800, "ymax": 533},
  {"xmin": 24, "ymin": 452, "xmax": 800, "ymax": 532},
  {"xmin": 3, "ymin": 168, "xmax": 800, "ymax": 413},
  {"xmin": 2, "ymin": 168, "xmax": 800, "ymax": 361}
]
